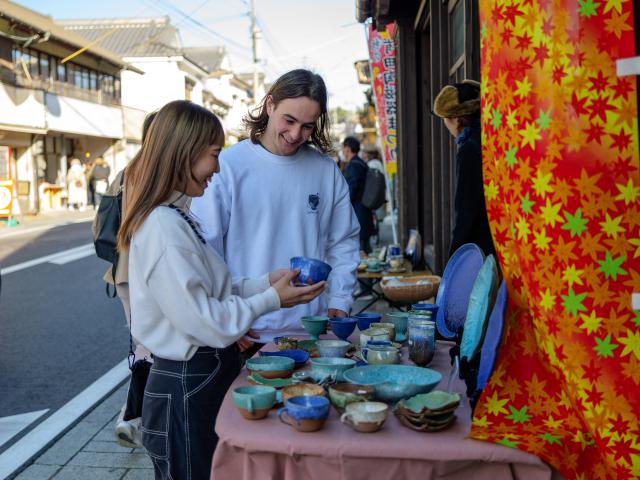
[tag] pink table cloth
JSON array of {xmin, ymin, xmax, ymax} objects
[{"xmin": 211, "ymin": 338, "xmax": 562, "ymax": 480}]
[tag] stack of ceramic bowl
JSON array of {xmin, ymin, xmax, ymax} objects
[{"xmin": 394, "ymin": 390, "xmax": 460, "ymax": 432}]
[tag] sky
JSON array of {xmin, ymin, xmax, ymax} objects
[{"xmin": 16, "ymin": 0, "xmax": 371, "ymax": 111}]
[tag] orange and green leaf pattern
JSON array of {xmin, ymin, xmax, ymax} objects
[{"xmin": 473, "ymin": 0, "xmax": 640, "ymax": 478}]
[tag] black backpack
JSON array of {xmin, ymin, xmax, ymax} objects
[
  {"xmin": 361, "ymin": 167, "xmax": 386, "ymax": 210},
  {"xmin": 92, "ymin": 171, "xmax": 124, "ymax": 297}
]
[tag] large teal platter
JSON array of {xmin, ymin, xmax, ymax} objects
[{"xmin": 460, "ymin": 254, "xmax": 499, "ymax": 361}]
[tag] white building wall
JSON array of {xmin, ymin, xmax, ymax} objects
[
  {"xmin": 121, "ymin": 58, "xmax": 187, "ymax": 113},
  {"xmin": 0, "ymin": 83, "xmax": 46, "ymax": 130}
]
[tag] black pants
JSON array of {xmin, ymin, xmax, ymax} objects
[{"xmin": 141, "ymin": 345, "xmax": 241, "ymax": 480}]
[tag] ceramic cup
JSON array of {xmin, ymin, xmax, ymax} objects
[
  {"xmin": 408, "ymin": 321, "xmax": 436, "ymax": 367},
  {"xmin": 360, "ymin": 327, "xmax": 392, "ymax": 346},
  {"xmin": 385, "ymin": 312, "xmax": 410, "ymax": 341},
  {"xmin": 232, "ymin": 385, "xmax": 276, "ymax": 420},
  {"xmin": 388, "ymin": 256, "xmax": 403, "ymax": 269},
  {"xmin": 340, "ymin": 401, "xmax": 389, "ymax": 433},
  {"xmin": 278, "ymin": 396, "xmax": 330, "ymax": 432},
  {"xmin": 362, "ymin": 345, "xmax": 400, "ymax": 365},
  {"xmin": 375, "ymin": 322, "xmax": 396, "ymax": 341},
  {"xmin": 316, "ymin": 339, "xmax": 351, "ymax": 358}
]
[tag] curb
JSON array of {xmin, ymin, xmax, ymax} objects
[{"xmin": 0, "ymin": 360, "xmax": 130, "ymax": 480}]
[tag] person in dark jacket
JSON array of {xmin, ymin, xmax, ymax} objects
[
  {"xmin": 342, "ymin": 136, "xmax": 374, "ymax": 254},
  {"xmin": 89, "ymin": 157, "xmax": 111, "ymax": 206},
  {"xmin": 433, "ymin": 80, "xmax": 495, "ymax": 257}
]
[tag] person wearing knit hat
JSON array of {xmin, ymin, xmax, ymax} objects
[{"xmin": 433, "ymin": 80, "xmax": 495, "ymax": 257}]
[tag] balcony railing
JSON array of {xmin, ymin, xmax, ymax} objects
[{"xmin": 1, "ymin": 65, "xmax": 121, "ymax": 107}]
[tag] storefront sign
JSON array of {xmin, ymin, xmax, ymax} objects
[
  {"xmin": 0, "ymin": 179, "xmax": 14, "ymax": 217},
  {"xmin": 367, "ymin": 23, "xmax": 397, "ymax": 175}
]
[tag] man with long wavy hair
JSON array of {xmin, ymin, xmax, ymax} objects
[{"xmin": 191, "ymin": 69, "xmax": 360, "ymax": 355}]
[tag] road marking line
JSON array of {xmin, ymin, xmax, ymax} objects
[
  {"xmin": 1, "ymin": 243, "xmax": 95, "ymax": 275},
  {"xmin": 0, "ymin": 410, "xmax": 49, "ymax": 449},
  {"xmin": 49, "ymin": 244, "xmax": 95, "ymax": 265},
  {"xmin": 0, "ymin": 359, "xmax": 129, "ymax": 480}
]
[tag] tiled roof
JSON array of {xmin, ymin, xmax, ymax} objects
[
  {"xmin": 58, "ymin": 17, "xmax": 182, "ymax": 58},
  {"xmin": 0, "ymin": 0, "xmax": 139, "ymax": 72},
  {"xmin": 182, "ymin": 46, "xmax": 227, "ymax": 73}
]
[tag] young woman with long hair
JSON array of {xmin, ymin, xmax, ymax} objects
[{"xmin": 119, "ymin": 100, "xmax": 325, "ymax": 479}]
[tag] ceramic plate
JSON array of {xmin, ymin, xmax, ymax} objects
[
  {"xmin": 460, "ymin": 255, "xmax": 499, "ymax": 361},
  {"xmin": 246, "ymin": 374, "xmax": 296, "ymax": 389},
  {"xmin": 401, "ymin": 391, "xmax": 461, "ymax": 413},
  {"xmin": 476, "ymin": 280, "xmax": 508, "ymax": 391},
  {"xmin": 435, "ymin": 244, "xmax": 485, "ymax": 339}
]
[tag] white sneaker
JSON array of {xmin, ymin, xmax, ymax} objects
[{"xmin": 115, "ymin": 418, "xmax": 143, "ymax": 448}]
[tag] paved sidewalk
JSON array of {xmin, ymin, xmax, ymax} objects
[
  {"xmin": 14, "ymin": 383, "xmax": 154, "ymax": 480},
  {"xmin": 0, "ymin": 209, "xmax": 95, "ymax": 237}
]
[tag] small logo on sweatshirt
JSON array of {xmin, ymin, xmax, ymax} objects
[{"xmin": 308, "ymin": 193, "xmax": 320, "ymax": 212}]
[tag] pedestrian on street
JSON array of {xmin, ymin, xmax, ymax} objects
[
  {"xmin": 191, "ymin": 69, "xmax": 360, "ymax": 357},
  {"xmin": 89, "ymin": 157, "xmax": 111, "ymax": 206},
  {"xmin": 342, "ymin": 136, "xmax": 375, "ymax": 254},
  {"xmin": 433, "ymin": 80, "xmax": 495, "ymax": 257},
  {"xmin": 101, "ymin": 111, "xmax": 157, "ymax": 449},
  {"xmin": 66, "ymin": 158, "xmax": 87, "ymax": 211},
  {"xmin": 119, "ymin": 100, "xmax": 325, "ymax": 480}
]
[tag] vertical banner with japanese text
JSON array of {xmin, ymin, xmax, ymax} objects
[{"xmin": 367, "ymin": 23, "xmax": 397, "ymax": 175}]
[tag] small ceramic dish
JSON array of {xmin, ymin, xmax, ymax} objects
[
  {"xmin": 259, "ymin": 349, "xmax": 310, "ymax": 368},
  {"xmin": 316, "ymin": 339, "xmax": 351, "ymax": 358},
  {"xmin": 246, "ymin": 356, "xmax": 295, "ymax": 379},
  {"xmin": 247, "ymin": 373, "xmax": 297, "ymax": 389},
  {"xmin": 280, "ymin": 384, "xmax": 326, "ymax": 404}
]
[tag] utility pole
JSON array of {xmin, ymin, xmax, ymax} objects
[{"xmin": 250, "ymin": 0, "xmax": 260, "ymax": 103}]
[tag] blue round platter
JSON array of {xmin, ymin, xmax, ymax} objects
[
  {"xmin": 460, "ymin": 255, "xmax": 499, "ymax": 361},
  {"xmin": 476, "ymin": 280, "xmax": 507, "ymax": 391},
  {"xmin": 435, "ymin": 243, "xmax": 485, "ymax": 339}
]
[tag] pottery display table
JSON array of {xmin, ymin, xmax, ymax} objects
[
  {"xmin": 211, "ymin": 338, "xmax": 561, "ymax": 480},
  {"xmin": 354, "ymin": 263, "xmax": 426, "ymax": 315}
]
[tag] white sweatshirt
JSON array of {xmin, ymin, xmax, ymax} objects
[
  {"xmin": 191, "ymin": 140, "xmax": 360, "ymax": 341},
  {"xmin": 128, "ymin": 193, "xmax": 281, "ymax": 361}
]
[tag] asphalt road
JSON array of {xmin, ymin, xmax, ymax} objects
[{"xmin": 0, "ymin": 221, "xmax": 128, "ymax": 440}]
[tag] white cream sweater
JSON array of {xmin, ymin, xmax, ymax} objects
[{"xmin": 128, "ymin": 194, "xmax": 280, "ymax": 361}]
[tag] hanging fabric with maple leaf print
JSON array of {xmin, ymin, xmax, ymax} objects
[{"xmin": 473, "ymin": 0, "xmax": 640, "ymax": 478}]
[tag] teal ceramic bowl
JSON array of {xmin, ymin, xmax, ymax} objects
[
  {"xmin": 301, "ymin": 315, "xmax": 329, "ymax": 340},
  {"xmin": 310, "ymin": 357, "xmax": 356, "ymax": 382},
  {"xmin": 246, "ymin": 356, "xmax": 295, "ymax": 379},
  {"xmin": 316, "ymin": 339, "xmax": 351, "ymax": 358},
  {"xmin": 342, "ymin": 364, "xmax": 442, "ymax": 403}
]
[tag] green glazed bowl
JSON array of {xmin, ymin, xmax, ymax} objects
[{"xmin": 301, "ymin": 315, "xmax": 329, "ymax": 340}]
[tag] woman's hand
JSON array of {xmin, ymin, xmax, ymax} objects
[
  {"xmin": 272, "ymin": 269, "xmax": 326, "ymax": 308},
  {"xmin": 268, "ymin": 268, "xmax": 290, "ymax": 285},
  {"xmin": 237, "ymin": 329, "xmax": 259, "ymax": 351}
]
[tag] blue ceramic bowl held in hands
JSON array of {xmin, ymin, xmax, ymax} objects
[{"xmin": 290, "ymin": 256, "xmax": 332, "ymax": 286}]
